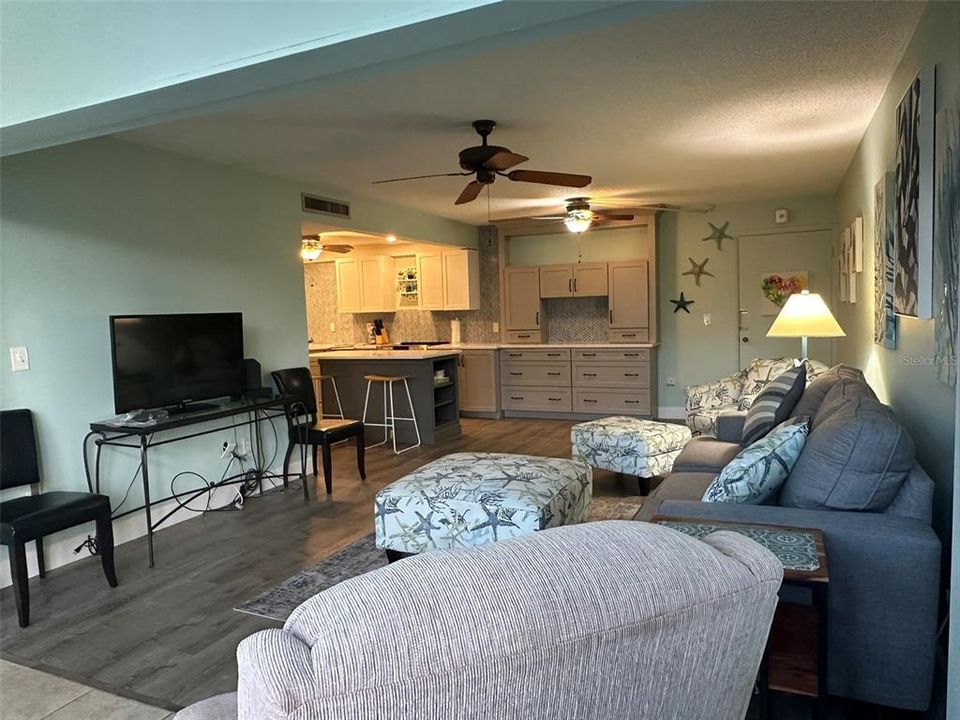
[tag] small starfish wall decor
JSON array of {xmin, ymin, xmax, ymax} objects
[
  {"xmin": 682, "ymin": 256, "xmax": 714, "ymax": 286},
  {"xmin": 702, "ymin": 221, "xmax": 734, "ymax": 250},
  {"xmin": 670, "ymin": 292, "xmax": 695, "ymax": 313}
]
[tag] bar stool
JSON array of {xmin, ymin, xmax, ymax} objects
[
  {"xmin": 362, "ymin": 374, "xmax": 421, "ymax": 454},
  {"xmin": 317, "ymin": 374, "xmax": 344, "ymax": 419}
]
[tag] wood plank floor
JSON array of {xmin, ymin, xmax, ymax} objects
[{"xmin": 0, "ymin": 418, "xmax": 637, "ymax": 711}]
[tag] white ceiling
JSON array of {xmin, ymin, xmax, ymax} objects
[{"xmin": 120, "ymin": 1, "xmax": 922, "ymax": 226}]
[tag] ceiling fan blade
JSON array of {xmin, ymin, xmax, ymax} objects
[
  {"xmin": 323, "ymin": 244, "xmax": 354, "ymax": 254},
  {"xmin": 506, "ymin": 170, "xmax": 592, "ymax": 188},
  {"xmin": 594, "ymin": 213, "xmax": 635, "ymax": 221},
  {"xmin": 483, "ymin": 151, "xmax": 529, "ymax": 171},
  {"xmin": 455, "ymin": 181, "xmax": 485, "ymax": 205},
  {"xmin": 372, "ymin": 172, "xmax": 468, "ymax": 185}
]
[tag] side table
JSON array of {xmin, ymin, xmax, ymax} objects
[{"xmin": 651, "ymin": 515, "xmax": 829, "ymax": 720}]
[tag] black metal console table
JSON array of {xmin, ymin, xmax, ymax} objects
[{"xmin": 85, "ymin": 397, "xmax": 303, "ymax": 567}]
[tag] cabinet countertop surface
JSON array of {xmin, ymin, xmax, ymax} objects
[{"xmin": 309, "ymin": 342, "xmax": 657, "ymax": 358}]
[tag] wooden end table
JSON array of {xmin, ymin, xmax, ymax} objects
[{"xmin": 651, "ymin": 515, "xmax": 830, "ymax": 720}]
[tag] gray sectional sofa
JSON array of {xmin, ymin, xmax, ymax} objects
[{"xmin": 636, "ymin": 364, "xmax": 942, "ymax": 712}]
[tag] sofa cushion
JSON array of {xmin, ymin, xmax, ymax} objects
[
  {"xmin": 791, "ymin": 364, "xmax": 866, "ymax": 420},
  {"xmin": 704, "ymin": 417, "xmax": 809, "ymax": 504},
  {"xmin": 672, "ymin": 436, "xmax": 744, "ymax": 474},
  {"xmin": 811, "ymin": 377, "xmax": 878, "ymax": 429},
  {"xmin": 742, "ymin": 364, "xmax": 806, "ymax": 444},
  {"xmin": 632, "ymin": 472, "xmax": 718, "ymax": 521},
  {"xmin": 779, "ymin": 394, "xmax": 914, "ymax": 512}
]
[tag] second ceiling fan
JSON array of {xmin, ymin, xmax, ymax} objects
[{"xmin": 372, "ymin": 120, "xmax": 592, "ymax": 205}]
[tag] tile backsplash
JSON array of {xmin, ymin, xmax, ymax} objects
[{"xmin": 305, "ymin": 226, "xmax": 501, "ymax": 345}]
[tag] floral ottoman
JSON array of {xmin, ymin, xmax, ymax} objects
[
  {"xmin": 374, "ymin": 452, "xmax": 592, "ymax": 555},
  {"xmin": 571, "ymin": 417, "xmax": 693, "ymax": 479}
]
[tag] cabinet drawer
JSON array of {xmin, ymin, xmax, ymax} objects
[
  {"xmin": 503, "ymin": 387, "xmax": 572, "ymax": 412},
  {"xmin": 504, "ymin": 330, "xmax": 542, "ymax": 344},
  {"xmin": 575, "ymin": 389, "xmax": 651, "ymax": 415},
  {"xmin": 573, "ymin": 363, "xmax": 650, "ymax": 388},
  {"xmin": 500, "ymin": 348, "xmax": 570, "ymax": 363},
  {"xmin": 609, "ymin": 329, "xmax": 650, "ymax": 343},
  {"xmin": 572, "ymin": 348, "xmax": 651, "ymax": 363},
  {"xmin": 501, "ymin": 363, "xmax": 571, "ymax": 387}
]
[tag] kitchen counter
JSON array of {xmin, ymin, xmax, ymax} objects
[
  {"xmin": 438, "ymin": 342, "xmax": 658, "ymax": 349},
  {"xmin": 310, "ymin": 348, "xmax": 460, "ymax": 361}
]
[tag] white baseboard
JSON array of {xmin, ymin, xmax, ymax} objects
[
  {"xmin": 657, "ymin": 406, "xmax": 686, "ymax": 420},
  {"xmin": 0, "ymin": 460, "xmax": 298, "ymax": 589}
]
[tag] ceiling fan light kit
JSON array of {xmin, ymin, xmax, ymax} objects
[
  {"xmin": 372, "ymin": 119, "xmax": 592, "ymax": 205},
  {"xmin": 300, "ymin": 234, "xmax": 353, "ymax": 262}
]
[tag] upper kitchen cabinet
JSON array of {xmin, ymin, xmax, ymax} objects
[
  {"xmin": 417, "ymin": 248, "xmax": 480, "ymax": 311},
  {"xmin": 503, "ymin": 265, "xmax": 542, "ymax": 343},
  {"xmin": 607, "ymin": 259, "xmax": 650, "ymax": 342},
  {"xmin": 335, "ymin": 256, "xmax": 395, "ymax": 313},
  {"xmin": 539, "ymin": 263, "xmax": 608, "ymax": 298}
]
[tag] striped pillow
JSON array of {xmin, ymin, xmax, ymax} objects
[{"xmin": 741, "ymin": 363, "xmax": 806, "ymax": 444}]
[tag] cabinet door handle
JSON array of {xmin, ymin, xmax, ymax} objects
[
  {"xmin": 583, "ymin": 399, "xmax": 597, "ymax": 403},
  {"xmin": 573, "ymin": 278, "xmax": 578, "ymax": 293},
  {"xmin": 548, "ymin": 397, "xmax": 563, "ymax": 402},
  {"xmin": 509, "ymin": 372, "xmax": 523, "ymax": 376},
  {"xmin": 609, "ymin": 310, "xmax": 614, "ymax": 323},
  {"xmin": 510, "ymin": 396, "xmax": 524, "ymax": 400},
  {"xmin": 518, "ymin": 334, "xmax": 530, "ymax": 339},
  {"xmin": 535, "ymin": 311, "xmax": 539, "ymax": 326},
  {"xmin": 509, "ymin": 353, "xmax": 522, "ymax": 357},
  {"xmin": 625, "ymin": 353, "xmax": 639, "ymax": 357},
  {"xmin": 624, "ymin": 373, "xmax": 639, "ymax": 377},
  {"xmin": 582, "ymin": 352, "xmax": 596, "ymax": 357},
  {"xmin": 568, "ymin": 278, "xmax": 573, "ymax": 293},
  {"xmin": 547, "ymin": 372, "xmax": 561, "ymax": 376},
  {"xmin": 625, "ymin": 400, "xmax": 640, "ymax": 404},
  {"xmin": 622, "ymin": 333, "xmax": 637, "ymax": 338},
  {"xmin": 547, "ymin": 352, "xmax": 561, "ymax": 357},
  {"xmin": 583, "ymin": 373, "xmax": 597, "ymax": 377}
]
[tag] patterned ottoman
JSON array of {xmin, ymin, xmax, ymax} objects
[
  {"xmin": 571, "ymin": 417, "xmax": 693, "ymax": 480},
  {"xmin": 374, "ymin": 452, "xmax": 592, "ymax": 555}
]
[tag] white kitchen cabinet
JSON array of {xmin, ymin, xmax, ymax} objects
[
  {"xmin": 538, "ymin": 263, "xmax": 608, "ymax": 298},
  {"xmin": 416, "ymin": 248, "xmax": 479, "ymax": 311},
  {"xmin": 504, "ymin": 266, "xmax": 542, "ymax": 331},
  {"xmin": 608, "ymin": 259, "xmax": 649, "ymax": 333},
  {"xmin": 458, "ymin": 350, "xmax": 500, "ymax": 413},
  {"xmin": 336, "ymin": 256, "xmax": 395, "ymax": 313}
]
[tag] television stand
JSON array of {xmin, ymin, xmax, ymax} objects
[{"xmin": 166, "ymin": 401, "xmax": 220, "ymax": 416}]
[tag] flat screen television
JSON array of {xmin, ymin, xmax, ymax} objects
[{"xmin": 110, "ymin": 313, "xmax": 245, "ymax": 414}]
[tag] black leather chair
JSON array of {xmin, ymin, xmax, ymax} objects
[
  {"xmin": 0, "ymin": 409, "xmax": 118, "ymax": 627},
  {"xmin": 271, "ymin": 368, "xmax": 365, "ymax": 499}
]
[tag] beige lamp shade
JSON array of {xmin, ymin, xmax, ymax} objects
[{"xmin": 767, "ymin": 290, "xmax": 845, "ymax": 338}]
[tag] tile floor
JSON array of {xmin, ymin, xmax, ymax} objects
[{"xmin": 0, "ymin": 660, "xmax": 173, "ymax": 720}]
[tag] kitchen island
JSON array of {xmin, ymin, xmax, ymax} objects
[{"xmin": 313, "ymin": 349, "xmax": 460, "ymax": 446}]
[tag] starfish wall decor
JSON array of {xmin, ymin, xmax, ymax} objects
[
  {"xmin": 682, "ymin": 257, "xmax": 714, "ymax": 286},
  {"xmin": 702, "ymin": 221, "xmax": 734, "ymax": 250},
  {"xmin": 670, "ymin": 292, "xmax": 695, "ymax": 313}
]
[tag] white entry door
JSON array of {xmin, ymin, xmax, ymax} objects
[{"xmin": 738, "ymin": 229, "xmax": 836, "ymax": 367}]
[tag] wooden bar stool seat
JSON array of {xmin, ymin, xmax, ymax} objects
[{"xmin": 362, "ymin": 375, "xmax": 421, "ymax": 455}]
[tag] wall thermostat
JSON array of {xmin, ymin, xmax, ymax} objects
[{"xmin": 775, "ymin": 208, "xmax": 789, "ymax": 224}]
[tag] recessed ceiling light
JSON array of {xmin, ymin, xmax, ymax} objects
[{"xmin": 386, "ymin": 234, "xmax": 398, "ymax": 243}]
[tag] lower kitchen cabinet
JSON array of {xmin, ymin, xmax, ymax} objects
[{"xmin": 458, "ymin": 350, "xmax": 500, "ymax": 414}]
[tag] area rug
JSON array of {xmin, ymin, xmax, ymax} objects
[{"xmin": 235, "ymin": 496, "xmax": 643, "ymax": 622}]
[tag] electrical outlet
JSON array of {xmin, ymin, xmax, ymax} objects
[
  {"xmin": 328, "ymin": 322, "xmax": 336, "ymax": 332},
  {"xmin": 492, "ymin": 322, "xmax": 500, "ymax": 334},
  {"xmin": 666, "ymin": 377, "xmax": 677, "ymax": 387},
  {"xmin": 220, "ymin": 441, "xmax": 237, "ymax": 460},
  {"xmin": 9, "ymin": 346, "xmax": 29, "ymax": 372}
]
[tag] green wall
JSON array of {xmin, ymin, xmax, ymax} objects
[{"xmin": 657, "ymin": 195, "xmax": 838, "ymax": 410}]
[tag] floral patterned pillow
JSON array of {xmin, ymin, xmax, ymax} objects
[{"xmin": 702, "ymin": 417, "xmax": 810, "ymax": 504}]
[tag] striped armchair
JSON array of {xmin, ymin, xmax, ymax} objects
[{"xmin": 685, "ymin": 358, "xmax": 828, "ymax": 437}]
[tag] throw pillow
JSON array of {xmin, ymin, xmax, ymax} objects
[
  {"xmin": 703, "ymin": 417, "xmax": 810, "ymax": 504},
  {"xmin": 741, "ymin": 364, "xmax": 807, "ymax": 444}
]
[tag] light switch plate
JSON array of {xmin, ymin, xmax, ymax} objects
[
  {"xmin": 328, "ymin": 322, "xmax": 336, "ymax": 332},
  {"xmin": 492, "ymin": 322, "xmax": 500, "ymax": 333},
  {"xmin": 10, "ymin": 346, "xmax": 29, "ymax": 372},
  {"xmin": 703, "ymin": 313, "xmax": 712, "ymax": 326}
]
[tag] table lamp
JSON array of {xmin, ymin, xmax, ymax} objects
[{"xmin": 766, "ymin": 289, "xmax": 845, "ymax": 358}]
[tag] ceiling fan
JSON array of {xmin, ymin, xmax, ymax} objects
[
  {"xmin": 529, "ymin": 197, "xmax": 636, "ymax": 233},
  {"xmin": 300, "ymin": 234, "xmax": 353, "ymax": 261},
  {"xmin": 372, "ymin": 119, "xmax": 592, "ymax": 205}
]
